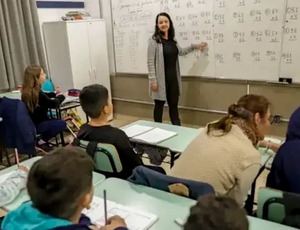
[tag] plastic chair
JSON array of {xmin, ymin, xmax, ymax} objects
[
  {"xmin": 257, "ymin": 187, "xmax": 285, "ymax": 223},
  {"xmin": 72, "ymin": 138, "xmax": 122, "ymax": 177}
]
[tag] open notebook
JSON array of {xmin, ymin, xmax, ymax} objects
[
  {"xmin": 0, "ymin": 171, "xmax": 15, "ymax": 184},
  {"xmin": 132, "ymin": 127, "xmax": 177, "ymax": 144},
  {"xmin": 122, "ymin": 124, "xmax": 154, "ymax": 138},
  {"xmin": 82, "ymin": 196, "xmax": 158, "ymax": 230}
]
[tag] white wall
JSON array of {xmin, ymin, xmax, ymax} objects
[
  {"xmin": 84, "ymin": 0, "xmax": 101, "ymax": 19},
  {"xmin": 37, "ymin": 0, "xmax": 85, "ymax": 25},
  {"xmin": 36, "ymin": 0, "xmax": 87, "ymax": 71},
  {"xmin": 99, "ymin": 0, "xmax": 115, "ymax": 74}
]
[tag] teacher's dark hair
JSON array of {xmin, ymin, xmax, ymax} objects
[{"xmin": 152, "ymin": 12, "xmax": 175, "ymax": 43}]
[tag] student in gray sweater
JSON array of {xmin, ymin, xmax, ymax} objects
[{"xmin": 147, "ymin": 12, "xmax": 207, "ymax": 126}]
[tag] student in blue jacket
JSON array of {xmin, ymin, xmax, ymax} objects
[
  {"xmin": 267, "ymin": 107, "xmax": 300, "ymax": 193},
  {"xmin": 1, "ymin": 147, "xmax": 128, "ymax": 230}
]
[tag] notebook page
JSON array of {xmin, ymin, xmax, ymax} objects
[
  {"xmin": 82, "ymin": 196, "xmax": 158, "ymax": 230},
  {"xmin": 122, "ymin": 124, "xmax": 154, "ymax": 138},
  {"xmin": 132, "ymin": 128, "xmax": 177, "ymax": 144},
  {"xmin": 0, "ymin": 171, "xmax": 15, "ymax": 184}
]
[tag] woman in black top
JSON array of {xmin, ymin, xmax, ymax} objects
[
  {"xmin": 22, "ymin": 65, "xmax": 66, "ymax": 151},
  {"xmin": 148, "ymin": 12, "xmax": 207, "ymax": 126}
]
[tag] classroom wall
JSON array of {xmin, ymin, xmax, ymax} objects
[
  {"xmin": 101, "ymin": 1, "xmax": 298, "ymax": 138},
  {"xmin": 35, "ymin": 1, "xmax": 296, "ymax": 138},
  {"xmin": 37, "ymin": 0, "xmax": 85, "ymax": 24},
  {"xmin": 111, "ymin": 74, "xmax": 299, "ymax": 137}
]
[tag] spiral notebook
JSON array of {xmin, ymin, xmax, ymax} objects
[{"xmin": 82, "ymin": 196, "xmax": 158, "ymax": 230}]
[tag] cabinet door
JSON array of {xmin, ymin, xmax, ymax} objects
[
  {"xmin": 67, "ymin": 22, "xmax": 93, "ymax": 89},
  {"xmin": 87, "ymin": 21, "xmax": 111, "ymax": 90}
]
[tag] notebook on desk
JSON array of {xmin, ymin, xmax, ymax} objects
[
  {"xmin": 122, "ymin": 124, "xmax": 154, "ymax": 138},
  {"xmin": 62, "ymin": 96, "xmax": 79, "ymax": 105},
  {"xmin": 82, "ymin": 196, "xmax": 158, "ymax": 230},
  {"xmin": 0, "ymin": 171, "xmax": 15, "ymax": 184},
  {"xmin": 132, "ymin": 127, "xmax": 177, "ymax": 144}
]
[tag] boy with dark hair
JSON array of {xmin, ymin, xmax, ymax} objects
[
  {"xmin": 184, "ymin": 195, "xmax": 249, "ymax": 230},
  {"xmin": 1, "ymin": 147, "xmax": 128, "ymax": 230},
  {"xmin": 77, "ymin": 84, "xmax": 143, "ymax": 179}
]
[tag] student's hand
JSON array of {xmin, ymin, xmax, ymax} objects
[
  {"xmin": 151, "ymin": 83, "xmax": 158, "ymax": 92},
  {"xmin": 196, "ymin": 42, "xmax": 208, "ymax": 52},
  {"xmin": 57, "ymin": 92, "xmax": 68, "ymax": 97},
  {"xmin": 99, "ymin": 216, "xmax": 127, "ymax": 230},
  {"xmin": 18, "ymin": 165, "xmax": 29, "ymax": 173},
  {"xmin": 259, "ymin": 140, "xmax": 281, "ymax": 153}
]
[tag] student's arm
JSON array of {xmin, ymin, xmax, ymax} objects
[
  {"xmin": 43, "ymin": 92, "xmax": 57, "ymax": 98},
  {"xmin": 99, "ymin": 216, "xmax": 128, "ymax": 230},
  {"xmin": 0, "ymin": 168, "xmax": 28, "ymax": 207},
  {"xmin": 259, "ymin": 140, "xmax": 281, "ymax": 153},
  {"xmin": 234, "ymin": 164, "xmax": 261, "ymax": 207},
  {"xmin": 266, "ymin": 150, "xmax": 287, "ymax": 190},
  {"xmin": 40, "ymin": 92, "xmax": 65, "ymax": 109},
  {"xmin": 147, "ymin": 39, "xmax": 157, "ymax": 84}
]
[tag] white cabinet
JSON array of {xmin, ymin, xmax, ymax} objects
[{"xmin": 43, "ymin": 20, "xmax": 112, "ymax": 121}]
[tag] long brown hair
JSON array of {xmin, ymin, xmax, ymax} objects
[
  {"xmin": 207, "ymin": 94, "xmax": 270, "ymax": 134},
  {"xmin": 21, "ymin": 65, "xmax": 42, "ymax": 113}
]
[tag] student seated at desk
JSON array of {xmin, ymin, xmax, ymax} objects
[
  {"xmin": 267, "ymin": 107, "xmax": 300, "ymax": 193},
  {"xmin": 21, "ymin": 65, "xmax": 66, "ymax": 152},
  {"xmin": 170, "ymin": 94, "xmax": 271, "ymax": 207},
  {"xmin": 0, "ymin": 166, "xmax": 28, "ymax": 207},
  {"xmin": 1, "ymin": 147, "xmax": 128, "ymax": 230},
  {"xmin": 184, "ymin": 194, "xmax": 248, "ymax": 230},
  {"xmin": 77, "ymin": 84, "xmax": 143, "ymax": 179}
]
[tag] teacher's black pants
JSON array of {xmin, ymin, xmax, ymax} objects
[{"xmin": 153, "ymin": 81, "xmax": 180, "ymax": 126}]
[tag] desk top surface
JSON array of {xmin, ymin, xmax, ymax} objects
[
  {"xmin": 122, "ymin": 120, "xmax": 201, "ymax": 153},
  {"xmin": 93, "ymin": 178, "xmax": 295, "ymax": 230}
]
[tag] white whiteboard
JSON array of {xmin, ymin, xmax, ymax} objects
[
  {"xmin": 280, "ymin": 0, "xmax": 300, "ymax": 80},
  {"xmin": 110, "ymin": 0, "xmax": 300, "ymax": 82}
]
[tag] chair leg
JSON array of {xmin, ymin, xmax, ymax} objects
[
  {"xmin": 2, "ymin": 147, "xmax": 11, "ymax": 166},
  {"xmin": 0, "ymin": 147, "xmax": 3, "ymax": 164}
]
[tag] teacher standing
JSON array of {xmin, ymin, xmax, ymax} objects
[{"xmin": 147, "ymin": 12, "xmax": 207, "ymax": 126}]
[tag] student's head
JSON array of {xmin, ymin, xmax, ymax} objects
[
  {"xmin": 21, "ymin": 65, "xmax": 47, "ymax": 112},
  {"xmin": 27, "ymin": 147, "xmax": 94, "ymax": 220},
  {"xmin": 286, "ymin": 107, "xmax": 300, "ymax": 141},
  {"xmin": 153, "ymin": 12, "xmax": 175, "ymax": 42},
  {"xmin": 184, "ymin": 195, "xmax": 249, "ymax": 230},
  {"xmin": 207, "ymin": 94, "xmax": 271, "ymax": 142},
  {"xmin": 79, "ymin": 84, "xmax": 112, "ymax": 120},
  {"xmin": 23, "ymin": 65, "xmax": 47, "ymax": 87}
]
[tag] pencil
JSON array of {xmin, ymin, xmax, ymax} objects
[
  {"xmin": 104, "ymin": 189, "xmax": 108, "ymax": 225},
  {"xmin": 15, "ymin": 148, "xmax": 19, "ymax": 168}
]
